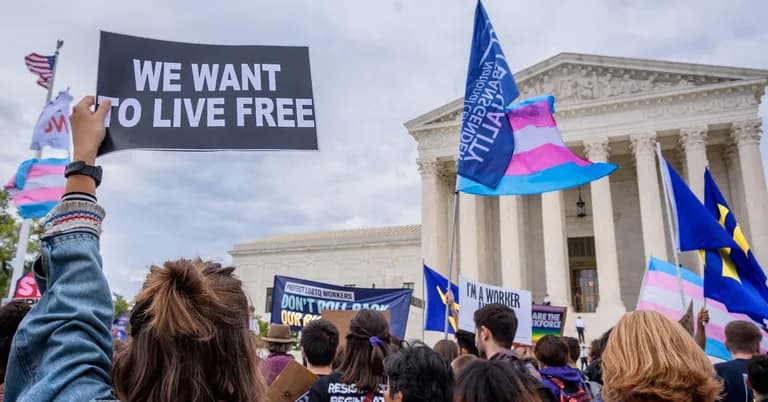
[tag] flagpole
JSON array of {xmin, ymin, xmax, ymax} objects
[
  {"xmin": 44, "ymin": 40, "xmax": 64, "ymax": 104},
  {"xmin": 655, "ymin": 143, "xmax": 687, "ymax": 311},
  {"xmin": 421, "ymin": 258, "xmax": 426, "ymax": 342},
  {"xmin": 443, "ymin": 190, "xmax": 459, "ymax": 339},
  {"xmin": 6, "ymin": 39, "xmax": 63, "ymax": 299}
]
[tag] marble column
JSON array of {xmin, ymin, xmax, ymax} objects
[
  {"xmin": 542, "ymin": 191, "xmax": 570, "ymax": 307},
  {"xmin": 583, "ymin": 137, "xmax": 626, "ymax": 313},
  {"xmin": 459, "ymin": 192, "xmax": 481, "ymax": 281},
  {"xmin": 630, "ymin": 133, "xmax": 669, "ymax": 263},
  {"xmin": 731, "ymin": 119, "xmax": 768, "ymax": 268},
  {"xmin": 418, "ymin": 158, "xmax": 449, "ymax": 275},
  {"xmin": 723, "ymin": 144, "xmax": 750, "ymax": 239},
  {"xmin": 679, "ymin": 127, "xmax": 708, "ymax": 273},
  {"xmin": 679, "ymin": 126, "xmax": 709, "ymax": 200},
  {"xmin": 499, "ymin": 196, "xmax": 526, "ymax": 289}
]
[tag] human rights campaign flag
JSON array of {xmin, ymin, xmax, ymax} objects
[
  {"xmin": 457, "ymin": 0, "xmax": 519, "ymax": 189},
  {"xmin": 424, "ymin": 265, "xmax": 459, "ymax": 333},
  {"xmin": 703, "ymin": 168, "xmax": 765, "ymax": 278},
  {"xmin": 660, "ymin": 158, "xmax": 768, "ymax": 327},
  {"xmin": 702, "ymin": 169, "xmax": 768, "ymax": 326}
]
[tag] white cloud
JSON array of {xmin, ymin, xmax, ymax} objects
[{"xmin": 0, "ymin": 0, "xmax": 766, "ymax": 298}]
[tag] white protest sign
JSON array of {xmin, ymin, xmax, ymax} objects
[{"xmin": 458, "ymin": 275, "xmax": 533, "ymax": 346}]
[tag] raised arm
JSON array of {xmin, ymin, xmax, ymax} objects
[
  {"xmin": 3, "ymin": 97, "xmax": 117, "ymax": 402},
  {"xmin": 694, "ymin": 308, "xmax": 709, "ymax": 351}
]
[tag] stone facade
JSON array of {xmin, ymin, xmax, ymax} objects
[{"xmin": 232, "ymin": 53, "xmax": 768, "ymax": 343}]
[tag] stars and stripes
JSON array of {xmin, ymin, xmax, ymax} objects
[{"xmin": 24, "ymin": 53, "xmax": 57, "ymax": 89}]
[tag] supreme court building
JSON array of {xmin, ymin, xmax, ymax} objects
[{"xmin": 232, "ymin": 53, "xmax": 768, "ymax": 342}]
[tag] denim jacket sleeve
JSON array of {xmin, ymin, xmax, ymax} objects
[{"xmin": 3, "ymin": 200, "xmax": 116, "ymax": 402}]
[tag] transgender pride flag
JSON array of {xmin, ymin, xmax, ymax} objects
[
  {"xmin": 458, "ymin": 95, "xmax": 616, "ymax": 195},
  {"xmin": 637, "ymin": 257, "xmax": 768, "ymax": 361},
  {"xmin": 4, "ymin": 158, "xmax": 68, "ymax": 219}
]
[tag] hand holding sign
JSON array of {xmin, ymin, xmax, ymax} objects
[
  {"xmin": 71, "ymin": 96, "xmax": 111, "ymax": 164},
  {"xmin": 96, "ymin": 32, "xmax": 318, "ymax": 154}
]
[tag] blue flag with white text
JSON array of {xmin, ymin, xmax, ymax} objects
[
  {"xmin": 424, "ymin": 265, "xmax": 459, "ymax": 333},
  {"xmin": 457, "ymin": 0, "xmax": 519, "ymax": 188}
]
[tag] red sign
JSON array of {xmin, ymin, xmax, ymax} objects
[{"xmin": 14, "ymin": 271, "xmax": 41, "ymax": 299}]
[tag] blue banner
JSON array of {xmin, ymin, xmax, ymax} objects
[
  {"xmin": 271, "ymin": 275, "xmax": 413, "ymax": 338},
  {"xmin": 457, "ymin": 0, "xmax": 519, "ymax": 189}
]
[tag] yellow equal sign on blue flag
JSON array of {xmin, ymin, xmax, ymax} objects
[
  {"xmin": 701, "ymin": 169, "xmax": 768, "ymax": 327},
  {"xmin": 661, "ymin": 157, "xmax": 768, "ymax": 327},
  {"xmin": 423, "ymin": 265, "xmax": 459, "ymax": 333}
]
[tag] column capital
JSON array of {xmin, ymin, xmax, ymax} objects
[
  {"xmin": 583, "ymin": 137, "xmax": 611, "ymax": 162},
  {"xmin": 722, "ymin": 142, "xmax": 739, "ymax": 168},
  {"xmin": 416, "ymin": 158, "xmax": 440, "ymax": 177},
  {"xmin": 439, "ymin": 172, "xmax": 457, "ymax": 191},
  {"xmin": 630, "ymin": 132, "xmax": 657, "ymax": 158},
  {"xmin": 731, "ymin": 119, "xmax": 763, "ymax": 147},
  {"xmin": 679, "ymin": 126, "xmax": 708, "ymax": 152}
]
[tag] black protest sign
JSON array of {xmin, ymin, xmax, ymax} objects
[{"xmin": 96, "ymin": 31, "xmax": 317, "ymax": 154}]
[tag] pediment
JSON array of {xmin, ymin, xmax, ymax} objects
[{"xmin": 406, "ymin": 53, "xmax": 768, "ymax": 131}]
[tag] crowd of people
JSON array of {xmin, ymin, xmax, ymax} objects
[{"xmin": 0, "ymin": 96, "xmax": 767, "ymax": 401}]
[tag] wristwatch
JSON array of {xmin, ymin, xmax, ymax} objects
[{"xmin": 65, "ymin": 161, "xmax": 103, "ymax": 187}]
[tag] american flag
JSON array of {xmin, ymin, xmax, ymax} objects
[{"xmin": 24, "ymin": 53, "xmax": 56, "ymax": 89}]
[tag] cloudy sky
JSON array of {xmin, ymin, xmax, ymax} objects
[{"xmin": 1, "ymin": 0, "xmax": 767, "ymax": 298}]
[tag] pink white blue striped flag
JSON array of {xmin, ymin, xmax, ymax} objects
[
  {"xmin": 637, "ymin": 257, "xmax": 768, "ymax": 361},
  {"xmin": 457, "ymin": 95, "xmax": 617, "ymax": 195},
  {"xmin": 3, "ymin": 158, "xmax": 68, "ymax": 219}
]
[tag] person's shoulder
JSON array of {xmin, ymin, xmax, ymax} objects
[
  {"xmin": 715, "ymin": 359, "xmax": 747, "ymax": 375},
  {"xmin": 308, "ymin": 372, "xmax": 340, "ymax": 400},
  {"xmin": 490, "ymin": 349, "xmax": 518, "ymax": 361},
  {"xmin": 715, "ymin": 359, "xmax": 744, "ymax": 369},
  {"xmin": 713, "ymin": 360, "xmax": 726, "ymax": 369},
  {"xmin": 315, "ymin": 371, "xmax": 342, "ymax": 385}
]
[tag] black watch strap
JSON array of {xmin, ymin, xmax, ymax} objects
[{"xmin": 65, "ymin": 161, "xmax": 103, "ymax": 187}]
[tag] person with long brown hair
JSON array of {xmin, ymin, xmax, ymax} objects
[
  {"xmin": 307, "ymin": 309, "xmax": 391, "ymax": 401},
  {"xmin": 112, "ymin": 259, "xmax": 267, "ymax": 401},
  {"xmin": 601, "ymin": 311, "xmax": 722, "ymax": 402}
]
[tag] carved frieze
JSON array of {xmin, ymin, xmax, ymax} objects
[{"xmin": 518, "ymin": 64, "xmax": 729, "ymax": 105}]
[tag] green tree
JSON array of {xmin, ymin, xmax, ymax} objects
[
  {"xmin": 256, "ymin": 315, "xmax": 269, "ymax": 337},
  {"xmin": 0, "ymin": 191, "xmax": 43, "ymax": 298},
  {"xmin": 113, "ymin": 292, "xmax": 131, "ymax": 319}
]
